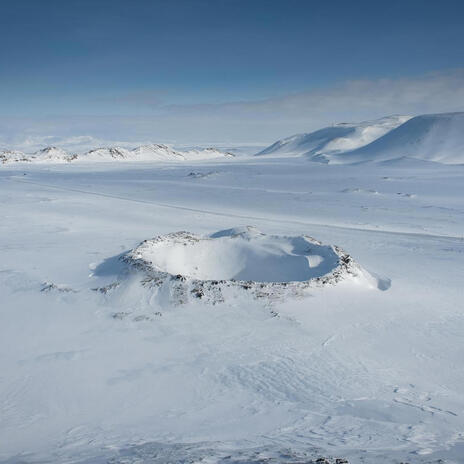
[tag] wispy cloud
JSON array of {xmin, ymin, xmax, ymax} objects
[
  {"xmin": 1, "ymin": 69, "xmax": 464, "ymax": 151},
  {"xmin": 93, "ymin": 91, "xmax": 165, "ymax": 109},
  {"xmin": 0, "ymin": 132, "xmax": 154, "ymax": 153},
  {"xmin": 161, "ymin": 69, "xmax": 464, "ymax": 120}
]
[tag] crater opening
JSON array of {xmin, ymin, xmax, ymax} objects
[{"xmin": 134, "ymin": 228, "xmax": 341, "ymax": 283}]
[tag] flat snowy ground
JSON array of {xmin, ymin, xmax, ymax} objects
[{"xmin": 0, "ymin": 156, "xmax": 463, "ymax": 463}]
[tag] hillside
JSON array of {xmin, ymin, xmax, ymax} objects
[
  {"xmin": 257, "ymin": 112, "xmax": 464, "ymax": 165},
  {"xmin": 328, "ymin": 112, "xmax": 464, "ymax": 164},
  {"xmin": 256, "ymin": 115, "xmax": 410, "ymax": 159}
]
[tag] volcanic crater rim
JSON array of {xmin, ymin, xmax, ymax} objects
[{"xmin": 123, "ymin": 227, "xmax": 360, "ymax": 287}]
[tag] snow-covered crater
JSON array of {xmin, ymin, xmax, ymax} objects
[{"xmin": 122, "ymin": 227, "xmax": 377, "ymax": 304}]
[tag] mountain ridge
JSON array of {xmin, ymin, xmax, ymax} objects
[{"xmin": 0, "ymin": 143, "xmax": 235, "ymax": 164}]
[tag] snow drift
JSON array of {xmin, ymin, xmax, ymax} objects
[{"xmin": 121, "ymin": 226, "xmax": 377, "ymax": 304}]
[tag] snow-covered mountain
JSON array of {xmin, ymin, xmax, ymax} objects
[
  {"xmin": 79, "ymin": 147, "xmax": 132, "ymax": 161},
  {"xmin": 328, "ymin": 112, "xmax": 464, "ymax": 164},
  {"xmin": 32, "ymin": 146, "xmax": 71, "ymax": 163},
  {"xmin": 128, "ymin": 144, "xmax": 186, "ymax": 161},
  {"xmin": 257, "ymin": 112, "xmax": 464, "ymax": 164},
  {"xmin": 0, "ymin": 143, "xmax": 234, "ymax": 164},
  {"xmin": 0, "ymin": 146, "xmax": 72, "ymax": 164},
  {"xmin": 0, "ymin": 150, "xmax": 31, "ymax": 164},
  {"xmin": 257, "ymin": 115, "xmax": 410, "ymax": 159},
  {"xmin": 181, "ymin": 147, "xmax": 235, "ymax": 160}
]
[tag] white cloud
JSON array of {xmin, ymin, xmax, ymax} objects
[
  {"xmin": 162, "ymin": 69, "xmax": 464, "ymax": 121},
  {"xmin": 1, "ymin": 69, "xmax": 464, "ymax": 150}
]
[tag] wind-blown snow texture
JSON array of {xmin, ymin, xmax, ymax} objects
[
  {"xmin": 1, "ymin": 116, "xmax": 464, "ymax": 463},
  {"xmin": 258, "ymin": 112, "xmax": 464, "ymax": 164}
]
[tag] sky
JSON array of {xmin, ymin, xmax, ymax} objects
[{"xmin": 1, "ymin": 0, "xmax": 464, "ymax": 150}]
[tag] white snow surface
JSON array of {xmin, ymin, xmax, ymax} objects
[{"xmin": 0, "ymin": 152, "xmax": 464, "ymax": 463}]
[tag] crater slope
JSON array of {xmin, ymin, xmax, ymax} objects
[{"xmin": 122, "ymin": 226, "xmax": 378, "ymax": 304}]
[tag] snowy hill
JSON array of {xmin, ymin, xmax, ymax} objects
[
  {"xmin": 258, "ymin": 112, "xmax": 464, "ymax": 165},
  {"xmin": 181, "ymin": 147, "xmax": 235, "ymax": 160},
  {"xmin": 257, "ymin": 115, "xmax": 410, "ymax": 159},
  {"xmin": 0, "ymin": 150, "xmax": 30, "ymax": 164},
  {"xmin": 328, "ymin": 112, "xmax": 464, "ymax": 164},
  {"xmin": 77, "ymin": 144, "xmax": 235, "ymax": 163},
  {"xmin": 0, "ymin": 146, "xmax": 71, "ymax": 164},
  {"xmin": 128, "ymin": 144, "xmax": 186, "ymax": 161},
  {"xmin": 0, "ymin": 144, "xmax": 234, "ymax": 164},
  {"xmin": 33, "ymin": 146, "xmax": 71, "ymax": 163},
  {"xmin": 78, "ymin": 147, "xmax": 132, "ymax": 161}
]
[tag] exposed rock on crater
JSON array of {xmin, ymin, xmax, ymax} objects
[{"xmin": 122, "ymin": 227, "xmax": 376, "ymax": 304}]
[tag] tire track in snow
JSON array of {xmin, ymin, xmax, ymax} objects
[{"xmin": 10, "ymin": 177, "xmax": 463, "ymax": 242}]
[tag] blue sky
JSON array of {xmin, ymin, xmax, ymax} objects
[{"xmin": 1, "ymin": 0, "xmax": 464, "ymax": 148}]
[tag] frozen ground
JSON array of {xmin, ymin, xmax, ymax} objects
[{"xmin": 0, "ymin": 155, "xmax": 463, "ymax": 463}]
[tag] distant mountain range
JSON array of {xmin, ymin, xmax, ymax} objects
[
  {"xmin": 0, "ymin": 144, "xmax": 235, "ymax": 164},
  {"xmin": 3, "ymin": 112, "xmax": 463, "ymax": 165},
  {"xmin": 257, "ymin": 112, "xmax": 464, "ymax": 164}
]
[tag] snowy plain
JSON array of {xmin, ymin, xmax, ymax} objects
[{"xmin": 0, "ymin": 132, "xmax": 464, "ymax": 463}]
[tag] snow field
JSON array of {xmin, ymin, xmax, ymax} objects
[{"xmin": 0, "ymin": 149, "xmax": 463, "ymax": 463}]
